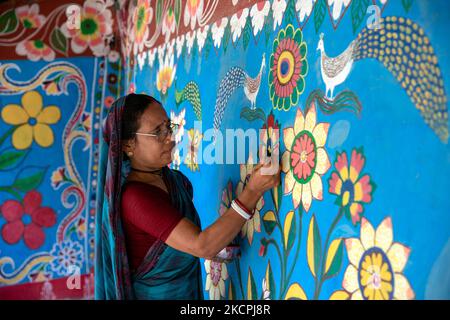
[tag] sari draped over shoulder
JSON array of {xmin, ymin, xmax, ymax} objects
[{"xmin": 95, "ymin": 95, "xmax": 203, "ymax": 300}]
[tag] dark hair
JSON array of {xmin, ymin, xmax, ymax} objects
[{"xmin": 121, "ymin": 93, "xmax": 161, "ymax": 141}]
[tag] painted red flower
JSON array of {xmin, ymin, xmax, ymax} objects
[{"xmin": 1, "ymin": 190, "xmax": 57, "ymax": 250}]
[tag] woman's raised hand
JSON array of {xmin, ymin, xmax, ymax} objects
[{"xmin": 245, "ymin": 158, "xmax": 281, "ymax": 197}]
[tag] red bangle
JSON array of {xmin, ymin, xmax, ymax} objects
[{"xmin": 234, "ymin": 198, "xmax": 253, "ymax": 217}]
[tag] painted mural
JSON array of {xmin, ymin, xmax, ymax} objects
[
  {"xmin": 0, "ymin": 0, "xmax": 122, "ymax": 299},
  {"xmin": 0, "ymin": 0, "xmax": 449, "ymax": 300}
]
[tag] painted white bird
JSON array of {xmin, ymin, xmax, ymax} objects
[
  {"xmin": 244, "ymin": 52, "xmax": 266, "ymax": 110},
  {"xmin": 317, "ymin": 33, "xmax": 355, "ymax": 100}
]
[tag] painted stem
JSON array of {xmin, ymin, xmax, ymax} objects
[
  {"xmin": 0, "ymin": 127, "xmax": 15, "ymax": 147},
  {"xmin": 313, "ymin": 206, "xmax": 344, "ymax": 299}
]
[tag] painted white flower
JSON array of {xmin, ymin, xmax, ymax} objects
[
  {"xmin": 230, "ymin": 8, "xmax": 249, "ymax": 43},
  {"xmin": 296, "ymin": 0, "xmax": 316, "ymax": 22},
  {"xmin": 171, "ymin": 147, "xmax": 181, "ymax": 170},
  {"xmin": 196, "ymin": 25, "xmax": 209, "ymax": 52},
  {"xmin": 176, "ymin": 34, "xmax": 185, "ymax": 58},
  {"xmin": 184, "ymin": 0, "xmax": 204, "ymax": 30},
  {"xmin": 204, "ymin": 259, "xmax": 228, "ymax": 300},
  {"xmin": 250, "ymin": 1, "xmax": 270, "ymax": 36},
  {"xmin": 272, "ymin": 0, "xmax": 287, "ymax": 31},
  {"xmin": 328, "ymin": 0, "xmax": 351, "ymax": 21},
  {"xmin": 148, "ymin": 48, "xmax": 156, "ymax": 67},
  {"xmin": 137, "ymin": 50, "xmax": 147, "ymax": 71},
  {"xmin": 211, "ymin": 17, "xmax": 228, "ymax": 48},
  {"xmin": 262, "ymin": 279, "xmax": 271, "ymax": 300},
  {"xmin": 50, "ymin": 240, "xmax": 84, "ymax": 276},
  {"xmin": 185, "ymin": 30, "xmax": 196, "ymax": 55},
  {"xmin": 16, "ymin": 40, "xmax": 55, "ymax": 62},
  {"xmin": 170, "ymin": 108, "xmax": 186, "ymax": 143}
]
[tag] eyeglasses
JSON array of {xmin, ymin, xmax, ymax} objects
[{"xmin": 135, "ymin": 120, "xmax": 179, "ymax": 143}]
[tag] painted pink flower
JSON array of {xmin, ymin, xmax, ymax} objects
[
  {"xmin": 184, "ymin": 0, "xmax": 204, "ymax": 30},
  {"xmin": 16, "ymin": 40, "xmax": 55, "ymax": 62},
  {"xmin": 1, "ymin": 191, "xmax": 57, "ymax": 250},
  {"xmin": 61, "ymin": 0, "xmax": 113, "ymax": 55},
  {"xmin": 15, "ymin": 4, "xmax": 45, "ymax": 29},
  {"xmin": 162, "ymin": 7, "xmax": 176, "ymax": 42},
  {"xmin": 131, "ymin": 0, "xmax": 153, "ymax": 55}
]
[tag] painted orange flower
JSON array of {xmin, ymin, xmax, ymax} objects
[{"xmin": 328, "ymin": 148, "xmax": 376, "ymax": 225}]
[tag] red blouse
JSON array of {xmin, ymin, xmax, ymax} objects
[{"xmin": 120, "ymin": 181, "xmax": 183, "ymax": 271}]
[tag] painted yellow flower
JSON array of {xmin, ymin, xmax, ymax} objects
[
  {"xmin": 204, "ymin": 259, "xmax": 228, "ymax": 300},
  {"xmin": 1, "ymin": 91, "xmax": 61, "ymax": 150},
  {"xmin": 236, "ymin": 153, "xmax": 264, "ymax": 245},
  {"xmin": 185, "ymin": 128, "xmax": 202, "ymax": 171},
  {"xmin": 156, "ymin": 54, "xmax": 176, "ymax": 98},
  {"xmin": 342, "ymin": 217, "xmax": 414, "ymax": 300},
  {"xmin": 282, "ymin": 103, "xmax": 330, "ymax": 212}
]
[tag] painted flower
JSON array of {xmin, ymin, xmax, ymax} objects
[
  {"xmin": 51, "ymin": 166, "xmax": 72, "ymax": 190},
  {"xmin": 42, "ymin": 76, "xmax": 63, "ymax": 95},
  {"xmin": 156, "ymin": 54, "xmax": 176, "ymax": 98},
  {"xmin": 0, "ymin": 190, "xmax": 57, "ymax": 250},
  {"xmin": 230, "ymin": 8, "xmax": 249, "ymax": 43},
  {"xmin": 128, "ymin": 82, "xmax": 136, "ymax": 94},
  {"xmin": 236, "ymin": 154, "xmax": 264, "ymax": 245},
  {"xmin": 171, "ymin": 147, "xmax": 181, "ymax": 170},
  {"xmin": 211, "ymin": 17, "xmax": 228, "ymax": 48},
  {"xmin": 219, "ymin": 180, "xmax": 233, "ymax": 216},
  {"xmin": 108, "ymin": 50, "xmax": 120, "ymax": 63},
  {"xmin": 259, "ymin": 111, "xmax": 280, "ymax": 163},
  {"xmin": 81, "ymin": 112, "xmax": 91, "ymax": 132},
  {"xmin": 196, "ymin": 25, "xmax": 209, "ymax": 52},
  {"xmin": 185, "ymin": 128, "xmax": 202, "ymax": 172},
  {"xmin": 104, "ymin": 96, "xmax": 115, "ymax": 108},
  {"xmin": 250, "ymin": 1, "xmax": 270, "ymax": 36},
  {"xmin": 269, "ymin": 24, "xmax": 308, "ymax": 111},
  {"xmin": 328, "ymin": 148, "xmax": 376, "ymax": 225},
  {"xmin": 282, "ymin": 104, "xmax": 330, "ymax": 212},
  {"xmin": 162, "ymin": 7, "xmax": 176, "ymax": 42},
  {"xmin": 342, "ymin": 217, "xmax": 414, "ymax": 300},
  {"xmin": 16, "ymin": 40, "xmax": 55, "ymax": 61},
  {"xmin": 61, "ymin": 0, "xmax": 113, "ymax": 55},
  {"xmin": 170, "ymin": 108, "xmax": 186, "ymax": 143},
  {"xmin": 296, "ymin": 0, "xmax": 316, "ymax": 22},
  {"xmin": 175, "ymin": 34, "xmax": 185, "ymax": 58},
  {"xmin": 328, "ymin": 0, "xmax": 351, "ymax": 21},
  {"xmin": 50, "ymin": 240, "xmax": 84, "ymax": 276},
  {"xmin": 185, "ymin": 31, "xmax": 196, "ymax": 55},
  {"xmin": 76, "ymin": 218, "xmax": 86, "ymax": 240},
  {"xmin": 204, "ymin": 259, "xmax": 228, "ymax": 300},
  {"xmin": 184, "ymin": 0, "xmax": 204, "ymax": 30},
  {"xmin": 1, "ymin": 91, "xmax": 61, "ymax": 150},
  {"xmin": 272, "ymin": 0, "xmax": 287, "ymax": 31},
  {"xmin": 262, "ymin": 279, "xmax": 271, "ymax": 300},
  {"xmin": 130, "ymin": 0, "xmax": 153, "ymax": 55},
  {"xmin": 15, "ymin": 4, "xmax": 45, "ymax": 29}
]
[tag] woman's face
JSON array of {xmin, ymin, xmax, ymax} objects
[{"xmin": 124, "ymin": 103, "xmax": 175, "ymax": 169}]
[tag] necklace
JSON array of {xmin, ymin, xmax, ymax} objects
[{"xmin": 131, "ymin": 167, "xmax": 163, "ymax": 176}]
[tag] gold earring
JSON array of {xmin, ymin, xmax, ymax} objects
[{"xmin": 127, "ymin": 151, "xmax": 134, "ymax": 157}]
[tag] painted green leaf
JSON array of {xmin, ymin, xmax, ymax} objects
[
  {"xmin": 223, "ymin": 23, "xmax": 231, "ymax": 53},
  {"xmin": 156, "ymin": 0, "xmax": 163, "ymax": 25},
  {"xmin": 247, "ymin": 267, "xmax": 257, "ymax": 300},
  {"xmin": 12, "ymin": 166, "xmax": 48, "ymax": 192},
  {"xmin": 314, "ymin": 0, "xmax": 327, "ymax": 33},
  {"xmin": 0, "ymin": 149, "xmax": 29, "ymax": 171},
  {"xmin": 242, "ymin": 17, "xmax": 252, "ymax": 50},
  {"xmin": 262, "ymin": 210, "xmax": 277, "ymax": 235},
  {"xmin": 174, "ymin": 0, "xmax": 182, "ymax": 31},
  {"xmin": 284, "ymin": 0, "xmax": 296, "ymax": 25},
  {"xmin": 324, "ymin": 238, "xmax": 344, "ymax": 278},
  {"xmin": 283, "ymin": 211, "xmax": 296, "ymax": 252},
  {"xmin": 306, "ymin": 214, "xmax": 322, "ymax": 278},
  {"xmin": 271, "ymin": 183, "xmax": 283, "ymax": 213},
  {"xmin": 0, "ymin": 9, "xmax": 18, "ymax": 34},
  {"xmin": 351, "ymin": 0, "xmax": 370, "ymax": 33},
  {"xmin": 50, "ymin": 28, "xmax": 68, "ymax": 55},
  {"xmin": 402, "ymin": 0, "xmax": 413, "ymax": 12},
  {"xmin": 265, "ymin": 260, "xmax": 276, "ymax": 300},
  {"xmin": 240, "ymin": 107, "xmax": 266, "ymax": 122}
]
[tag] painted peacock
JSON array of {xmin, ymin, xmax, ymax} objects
[
  {"xmin": 317, "ymin": 16, "xmax": 448, "ymax": 143},
  {"xmin": 175, "ymin": 81, "xmax": 202, "ymax": 120},
  {"xmin": 213, "ymin": 53, "xmax": 266, "ymax": 135}
]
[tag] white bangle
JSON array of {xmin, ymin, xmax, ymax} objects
[{"xmin": 231, "ymin": 200, "xmax": 251, "ymax": 220}]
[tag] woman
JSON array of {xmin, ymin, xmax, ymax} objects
[{"xmin": 95, "ymin": 93, "xmax": 280, "ymax": 300}]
